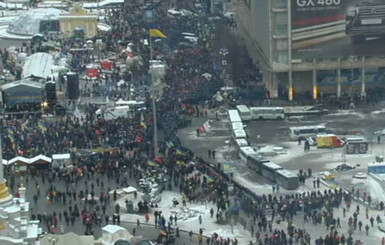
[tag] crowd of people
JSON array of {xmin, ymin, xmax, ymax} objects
[
  {"xmin": 2, "ymin": 111, "xmax": 150, "ymax": 160},
  {"xmin": 0, "ymin": 0, "xmax": 381, "ymax": 244}
]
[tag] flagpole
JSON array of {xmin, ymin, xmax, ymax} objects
[{"xmin": 149, "ymin": 30, "xmax": 159, "ymax": 158}]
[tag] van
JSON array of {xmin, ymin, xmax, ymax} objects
[
  {"xmin": 289, "ymin": 125, "xmax": 326, "ymax": 140},
  {"xmin": 316, "ymin": 134, "xmax": 344, "ymax": 148}
]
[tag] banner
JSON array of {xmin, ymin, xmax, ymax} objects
[{"xmin": 291, "ymin": 0, "xmax": 385, "ymax": 59}]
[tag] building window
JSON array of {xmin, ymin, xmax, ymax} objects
[
  {"xmin": 243, "ymin": 0, "xmax": 251, "ymax": 8},
  {"xmin": 276, "ymin": 40, "xmax": 288, "ymax": 50},
  {"xmin": 274, "ymin": 0, "xmax": 287, "ymax": 8},
  {"xmin": 274, "ymin": 12, "xmax": 288, "ymax": 25},
  {"xmin": 275, "ymin": 50, "xmax": 288, "ymax": 64},
  {"xmin": 275, "ymin": 24, "xmax": 288, "ymax": 36}
]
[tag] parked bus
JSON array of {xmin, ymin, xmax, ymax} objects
[
  {"xmin": 236, "ymin": 105, "xmax": 252, "ymax": 121},
  {"xmin": 261, "ymin": 162, "xmax": 283, "ymax": 182},
  {"xmin": 232, "ymin": 129, "xmax": 247, "ymax": 141},
  {"xmin": 231, "ymin": 122, "xmax": 244, "ymax": 131},
  {"xmin": 235, "ymin": 138, "xmax": 249, "ymax": 150},
  {"xmin": 250, "ymin": 107, "xmax": 285, "ymax": 120},
  {"xmin": 239, "ymin": 146, "xmax": 258, "ymax": 163},
  {"xmin": 275, "ymin": 169, "xmax": 299, "ymax": 190},
  {"xmin": 289, "ymin": 125, "xmax": 327, "ymax": 141},
  {"xmin": 247, "ymin": 155, "xmax": 269, "ymax": 173},
  {"xmin": 228, "ymin": 109, "xmax": 242, "ymax": 123}
]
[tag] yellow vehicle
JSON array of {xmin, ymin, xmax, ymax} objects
[{"xmin": 316, "ymin": 134, "xmax": 344, "ymax": 148}]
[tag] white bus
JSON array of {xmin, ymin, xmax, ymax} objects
[
  {"xmin": 231, "ymin": 122, "xmax": 244, "ymax": 131},
  {"xmin": 289, "ymin": 125, "xmax": 327, "ymax": 141},
  {"xmin": 232, "ymin": 129, "xmax": 247, "ymax": 141},
  {"xmin": 115, "ymin": 100, "xmax": 146, "ymax": 111},
  {"xmin": 261, "ymin": 162, "xmax": 283, "ymax": 182},
  {"xmin": 235, "ymin": 138, "xmax": 249, "ymax": 150},
  {"xmin": 236, "ymin": 105, "xmax": 252, "ymax": 121},
  {"xmin": 228, "ymin": 109, "xmax": 242, "ymax": 123},
  {"xmin": 239, "ymin": 146, "xmax": 258, "ymax": 163},
  {"xmin": 250, "ymin": 107, "xmax": 285, "ymax": 120},
  {"xmin": 247, "ymin": 155, "xmax": 269, "ymax": 173}
]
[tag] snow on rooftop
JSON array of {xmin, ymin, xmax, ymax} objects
[
  {"xmin": 22, "ymin": 52, "xmax": 54, "ymax": 79},
  {"xmin": 83, "ymin": 0, "xmax": 123, "ymax": 8},
  {"xmin": 7, "ymin": 8, "xmax": 65, "ymax": 36}
]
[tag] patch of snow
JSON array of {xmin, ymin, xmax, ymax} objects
[
  {"xmin": 118, "ymin": 190, "xmax": 254, "ymax": 244},
  {"xmin": 327, "ymin": 110, "xmax": 365, "ymax": 118},
  {"xmin": 371, "ymin": 109, "xmax": 385, "ymax": 115}
]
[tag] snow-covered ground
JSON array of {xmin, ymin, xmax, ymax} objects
[
  {"xmin": 118, "ymin": 190, "xmax": 254, "ymax": 244},
  {"xmin": 177, "ymin": 111, "xmax": 385, "ymax": 243}
]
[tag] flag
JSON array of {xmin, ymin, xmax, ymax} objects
[
  {"xmin": 140, "ymin": 113, "xmax": 147, "ymax": 129},
  {"xmin": 150, "ymin": 29, "xmax": 167, "ymax": 38},
  {"xmin": 135, "ymin": 135, "xmax": 143, "ymax": 143},
  {"xmin": 38, "ymin": 121, "xmax": 47, "ymax": 131},
  {"xmin": 176, "ymin": 147, "xmax": 185, "ymax": 155},
  {"xmin": 8, "ymin": 134, "xmax": 15, "ymax": 143},
  {"xmin": 176, "ymin": 160, "xmax": 185, "ymax": 166},
  {"xmin": 7, "ymin": 128, "xmax": 15, "ymax": 143}
]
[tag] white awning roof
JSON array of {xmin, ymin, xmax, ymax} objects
[
  {"xmin": 8, "ymin": 156, "xmax": 31, "ymax": 165},
  {"xmin": 1, "ymin": 79, "xmax": 44, "ymax": 90},
  {"xmin": 30, "ymin": 154, "xmax": 52, "ymax": 163},
  {"xmin": 22, "ymin": 52, "xmax": 54, "ymax": 79},
  {"xmin": 52, "ymin": 153, "xmax": 70, "ymax": 160},
  {"xmin": 102, "ymin": 224, "xmax": 126, "ymax": 234}
]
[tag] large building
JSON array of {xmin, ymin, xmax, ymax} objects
[
  {"xmin": 235, "ymin": 0, "xmax": 385, "ymax": 100},
  {"xmin": 59, "ymin": 5, "xmax": 98, "ymax": 38}
]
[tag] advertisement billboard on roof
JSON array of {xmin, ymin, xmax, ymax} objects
[{"xmin": 291, "ymin": 0, "xmax": 385, "ymax": 59}]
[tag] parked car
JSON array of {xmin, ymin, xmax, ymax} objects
[
  {"xmin": 346, "ymin": 0, "xmax": 385, "ymax": 44},
  {"xmin": 335, "ymin": 164, "xmax": 356, "ymax": 172}
]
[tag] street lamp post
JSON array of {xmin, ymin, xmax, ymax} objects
[
  {"xmin": 149, "ymin": 34, "xmax": 158, "ymax": 158},
  {"xmin": 219, "ymin": 48, "xmax": 229, "ymax": 106}
]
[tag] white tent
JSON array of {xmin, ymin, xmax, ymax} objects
[
  {"xmin": 52, "ymin": 154, "xmax": 71, "ymax": 169},
  {"xmin": 100, "ymin": 225, "xmax": 135, "ymax": 245}
]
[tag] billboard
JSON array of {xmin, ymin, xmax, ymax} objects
[{"xmin": 291, "ymin": 0, "xmax": 385, "ymax": 59}]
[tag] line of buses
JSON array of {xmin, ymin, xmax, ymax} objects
[
  {"xmin": 228, "ymin": 106, "xmax": 300, "ymax": 190},
  {"xmin": 235, "ymin": 105, "xmax": 285, "ymax": 121}
]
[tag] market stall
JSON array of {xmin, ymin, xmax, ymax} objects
[
  {"xmin": 30, "ymin": 154, "xmax": 52, "ymax": 170},
  {"xmin": 52, "ymin": 153, "xmax": 71, "ymax": 170}
]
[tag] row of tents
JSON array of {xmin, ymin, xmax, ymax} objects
[{"xmin": 2, "ymin": 154, "xmax": 71, "ymax": 172}]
